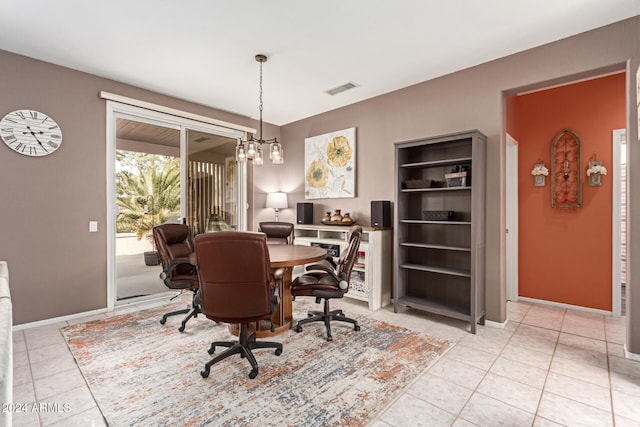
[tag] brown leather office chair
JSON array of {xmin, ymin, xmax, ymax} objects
[
  {"xmin": 258, "ymin": 221, "xmax": 294, "ymax": 244},
  {"xmin": 194, "ymin": 231, "xmax": 283, "ymax": 379},
  {"xmin": 153, "ymin": 224, "xmax": 201, "ymax": 332},
  {"xmin": 290, "ymin": 225, "xmax": 362, "ymax": 341}
]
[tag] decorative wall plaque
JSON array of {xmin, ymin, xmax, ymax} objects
[{"xmin": 551, "ymin": 129, "xmax": 582, "ymax": 208}]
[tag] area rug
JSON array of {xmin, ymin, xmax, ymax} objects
[{"xmin": 62, "ymin": 301, "xmax": 451, "ymax": 426}]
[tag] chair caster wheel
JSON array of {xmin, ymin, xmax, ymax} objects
[
  {"xmin": 160, "ymin": 318, "xmax": 167, "ymax": 325},
  {"xmin": 295, "ymin": 325, "xmax": 303, "ymax": 333},
  {"xmin": 208, "ymin": 347, "xmax": 215, "ymax": 355},
  {"xmin": 307, "ymin": 312, "xmax": 314, "ymax": 318},
  {"xmin": 178, "ymin": 325, "xmax": 185, "ymax": 332},
  {"xmin": 354, "ymin": 325, "xmax": 361, "ymax": 331},
  {"xmin": 275, "ymin": 348, "xmax": 282, "ymax": 356},
  {"xmin": 200, "ymin": 370, "xmax": 210, "ymax": 378},
  {"xmin": 326, "ymin": 336, "xmax": 333, "ymax": 342},
  {"xmin": 249, "ymin": 369, "xmax": 258, "ymax": 379}
]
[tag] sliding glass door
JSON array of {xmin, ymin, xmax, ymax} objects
[
  {"xmin": 106, "ymin": 101, "xmax": 249, "ymax": 308},
  {"xmin": 185, "ymin": 128, "xmax": 243, "ymax": 236}
]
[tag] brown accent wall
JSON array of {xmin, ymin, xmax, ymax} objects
[{"xmin": 517, "ymin": 74, "xmax": 625, "ymax": 310}]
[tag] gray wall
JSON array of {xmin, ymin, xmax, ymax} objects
[
  {"xmin": 2, "ymin": 17, "xmax": 639, "ymax": 354},
  {"xmin": 254, "ymin": 17, "xmax": 640, "ymax": 349},
  {"xmin": 0, "ymin": 51, "xmax": 277, "ymax": 324}
]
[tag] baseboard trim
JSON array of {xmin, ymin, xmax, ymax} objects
[
  {"xmin": 624, "ymin": 345, "xmax": 640, "ymax": 361},
  {"xmin": 485, "ymin": 319, "xmax": 508, "ymax": 329},
  {"xmin": 13, "ymin": 307, "xmax": 109, "ymax": 331},
  {"xmin": 517, "ymin": 297, "xmax": 613, "ymax": 316}
]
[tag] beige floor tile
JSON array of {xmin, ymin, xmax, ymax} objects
[
  {"xmin": 610, "ymin": 371, "xmax": 640, "ymax": 398},
  {"xmin": 500, "ymin": 342, "xmax": 553, "ymax": 370},
  {"xmin": 451, "ymin": 418, "xmax": 479, "ymax": 427},
  {"xmin": 11, "ymin": 410, "xmax": 40, "ymax": 427},
  {"xmin": 553, "ymin": 343, "xmax": 608, "ymax": 369},
  {"xmin": 13, "ymin": 380, "xmax": 36, "ymax": 404},
  {"xmin": 441, "ymin": 343, "xmax": 498, "ymax": 371},
  {"xmin": 379, "ymin": 393, "xmax": 455, "ymax": 427},
  {"xmin": 25, "ymin": 329, "xmax": 67, "ymax": 351},
  {"xmin": 533, "ymin": 416, "xmax": 565, "ymax": 426},
  {"xmin": 560, "ymin": 322, "xmax": 606, "ymax": 340},
  {"xmin": 65, "ymin": 313, "xmax": 107, "ymax": 326},
  {"xmin": 615, "ymin": 415, "xmax": 640, "ymax": 427},
  {"xmin": 522, "ymin": 306, "xmax": 565, "ymax": 330},
  {"xmin": 477, "ymin": 372, "xmax": 542, "ymax": 414},
  {"xmin": 509, "ymin": 329, "xmax": 558, "ymax": 355},
  {"xmin": 13, "ymin": 363, "xmax": 33, "ymax": 387},
  {"xmin": 549, "ymin": 355, "xmax": 610, "ymax": 388},
  {"xmin": 544, "ymin": 371, "xmax": 612, "ymax": 411},
  {"xmin": 612, "ymin": 388, "xmax": 640, "ymax": 422},
  {"xmin": 557, "ymin": 332, "xmax": 607, "ymax": 353},
  {"xmin": 458, "ymin": 332, "xmax": 509, "ymax": 356},
  {"xmin": 609, "ymin": 354, "xmax": 640, "ymax": 378},
  {"xmin": 30, "ymin": 353, "xmax": 79, "ymax": 380},
  {"xmin": 33, "ymin": 367, "xmax": 86, "ymax": 401},
  {"xmin": 607, "ymin": 342, "xmax": 626, "ymax": 358},
  {"xmin": 28, "ymin": 341, "xmax": 75, "ymax": 366},
  {"xmin": 38, "ymin": 384, "xmax": 97, "ymax": 426},
  {"xmin": 407, "ymin": 373, "xmax": 474, "ymax": 415},
  {"xmin": 458, "ymin": 392, "xmax": 535, "ymax": 427},
  {"xmin": 428, "ymin": 358, "xmax": 487, "ymax": 390},
  {"xmin": 45, "ymin": 406, "xmax": 107, "ymax": 427},
  {"xmin": 537, "ymin": 392, "xmax": 613, "ymax": 427},
  {"xmin": 489, "ymin": 356, "xmax": 548, "ymax": 389}
]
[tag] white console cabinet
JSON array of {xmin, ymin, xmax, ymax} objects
[{"xmin": 293, "ymin": 224, "xmax": 392, "ymax": 310}]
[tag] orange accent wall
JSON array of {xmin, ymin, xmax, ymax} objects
[{"xmin": 516, "ymin": 73, "xmax": 625, "ymax": 311}]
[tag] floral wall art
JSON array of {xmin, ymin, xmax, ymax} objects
[{"xmin": 304, "ymin": 127, "xmax": 356, "ymax": 199}]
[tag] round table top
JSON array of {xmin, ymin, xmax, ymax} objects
[{"xmin": 268, "ymin": 244, "xmax": 327, "ymax": 268}]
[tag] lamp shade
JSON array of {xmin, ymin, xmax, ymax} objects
[{"xmin": 266, "ymin": 192, "xmax": 288, "ymax": 209}]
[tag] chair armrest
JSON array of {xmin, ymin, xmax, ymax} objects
[
  {"xmin": 159, "ymin": 260, "xmax": 196, "ymax": 281},
  {"xmin": 303, "ymin": 264, "xmax": 348, "ymax": 290}
]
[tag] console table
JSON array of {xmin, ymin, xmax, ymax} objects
[{"xmin": 293, "ymin": 224, "xmax": 392, "ymax": 310}]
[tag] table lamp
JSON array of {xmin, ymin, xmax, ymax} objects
[{"xmin": 266, "ymin": 192, "xmax": 288, "ymax": 221}]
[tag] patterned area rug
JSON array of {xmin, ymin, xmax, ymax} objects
[{"xmin": 62, "ymin": 301, "xmax": 451, "ymax": 426}]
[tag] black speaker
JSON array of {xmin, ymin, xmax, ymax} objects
[
  {"xmin": 297, "ymin": 202, "xmax": 313, "ymax": 224},
  {"xmin": 371, "ymin": 200, "xmax": 391, "ymax": 227}
]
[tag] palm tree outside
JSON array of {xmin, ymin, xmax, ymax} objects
[{"xmin": 116, "ymin": 151, "xmax": 181, "ymax": 241}]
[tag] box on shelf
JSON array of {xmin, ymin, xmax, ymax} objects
[
  {"xmin": 444, "ymin": 171, "xmax": 467, "ymax": 187},
  {"xmin": 422, "ymin": 210, "xmax": 454, "ymax": 221}
]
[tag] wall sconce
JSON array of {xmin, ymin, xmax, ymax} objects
[
  {"xmin": 586, "ymin": 155, "xmax": 607, "ymax": 186},
  {"xmin": 266, "ymin": 192, "xmax": 288, "ymax": 221},
  {"xmin": 531, "ymin": 163, "xmax": 549, "ymax": 187}
]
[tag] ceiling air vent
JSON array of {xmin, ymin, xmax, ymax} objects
[{"xmin": 325, "ymin": 82, "xmax": 357, "ymax": 96}]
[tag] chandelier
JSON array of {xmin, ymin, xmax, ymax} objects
[{"xmin": 235, "ymin": 54, "xmax": 283, "ymax": 165}]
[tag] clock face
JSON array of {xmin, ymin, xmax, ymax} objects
[{"xmin": 0, "ymin": 109, "xmax": 63, "ymax": 157}]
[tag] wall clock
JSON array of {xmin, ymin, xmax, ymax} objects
[
  {"xmin": 551, "ymin": 129, "xmax": 582, "ymax": 208},
  {"xmin": 0, "ymin": 109, "xmax": 62, "ymax": 157}
]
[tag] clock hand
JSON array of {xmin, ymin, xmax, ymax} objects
[{"xmin": 25, "ymin": 126, "xmax": 49, "ymax": 152}]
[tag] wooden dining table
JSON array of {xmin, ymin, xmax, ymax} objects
[{"xmin": 230, "ymin": 244, "xmax": 327, "ymax": 337}]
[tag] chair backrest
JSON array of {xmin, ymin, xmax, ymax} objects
[
  {"xmin": 258, "ymin": 221, "xmax": 294, "ymax": 245},
  {"xmin": 194, "ymin": 231, "xmax": 274, "ymax": 324},
  {"xmin": 336, "ymin": 225, "xmax": 362, "ymax": 283},
  {"xmin": 153, "ymin": 224, "xmax": 195, "ymax": 271}
]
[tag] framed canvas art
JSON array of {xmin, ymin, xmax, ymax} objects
[{"xmin": 304, "ymin": 127, "xmax": 356, "ymax": 199}]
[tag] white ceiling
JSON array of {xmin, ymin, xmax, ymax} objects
[{"xmin": 1, "ymin": 1, "xmax": 639, "ymax": 125}]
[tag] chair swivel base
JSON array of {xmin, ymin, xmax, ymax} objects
[
  {"xmin": 294, "ymin": 299, "xmax": 360, "ymax": 341},
  {"xmin": 200, "ymin": 323, "xmax": 282, "ymax": 379},
  {"xmin": 159, "ymin": 305, "xmax": 201, "ymax": 332}
]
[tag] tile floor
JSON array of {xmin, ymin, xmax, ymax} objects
[{"xmin": 10, "ymin": 295, "xmax": 640, "ymax": 426}]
